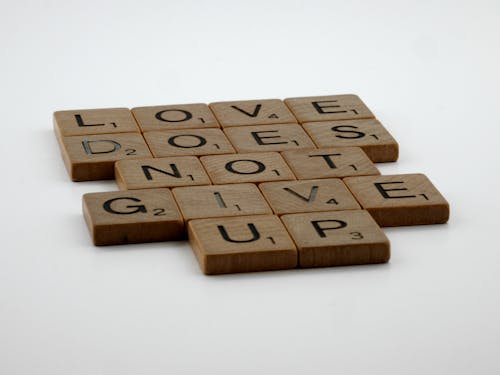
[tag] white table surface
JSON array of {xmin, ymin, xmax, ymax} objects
[{"xmin": 1, "ymin": 1, "xmax": 499, "ymax": 374}]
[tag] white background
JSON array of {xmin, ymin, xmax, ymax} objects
[{"xmin": 1, "ymin": 1, "xmax": 499, "ymax": 374}]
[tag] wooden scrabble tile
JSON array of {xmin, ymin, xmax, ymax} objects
[
  {"xmin": 59, "ymin": 133, "xmax": 152, "ymax": 181},
  {"xmin": 344, "ymin": 174, "xmax": 450, "ymax": 227},
  {"xmin": 132, "ymin": 103, "xmax": 219, "ymax": 132},
  {"xmin": 210, "ymin": 99, "xmax": 297, "ymax": 127},
  {"xmin": 281, "ymin": 147, "xmax": 379, "ymax": 180},
  {"xmin": 172, "ymin": 183, "xmax": 272, "ymax": 220},
  {"xmin": 302, "ymin": 119, "xmax": 399, "ymax": 162},
  {"xmin": 200, "ymin": 152, "xmax": 295, "ymax": 184},
  {"xmin": 143, "ymin": 129, "xmax": 235, "ymax": 157},
  {"xmin": 54, "ymin": 108, "xmax": 140, "ymax": 138},
  {"xmin": 188, "ymin": 215, "xmax": 297, "ymax": 274},
  {"xmin": 115, "ymin": 156, "xmax": 211, "ymax": 190},
  {"xmin": 259, "ymin": 178, "xmax": 360, "ymax": 215},
  {"xmin": 83, "ymin": 188, "xmax": 184, "ymax": 246},
  {"xmin": 281, "ymin": 210, "xmax": 390, "ymax": 268},
  {"xmin": 224, "ymin": 123, "xmax": 316, "ymax": 152},
  {"xmin": 285, "ymin": 94, "xmax": 374, "ymax": 123}
]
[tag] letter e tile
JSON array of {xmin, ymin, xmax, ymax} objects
[
  {"xmin": 285, "ymin": 95, "xmax": 375, "ymax": 123},
  {"xmin": 344, "ymin": 174, "xmax": 450, "ymax": 226}
]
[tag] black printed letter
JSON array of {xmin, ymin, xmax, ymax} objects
[
  {"xmin": 225, "ymin": 159, "xmax": 266, "ymax": 175},
  {"xmin": 155, "ymin": 109, "xmax": 193, "ymax": 123},
  {"xmin": 331, "ymin": 125, "xmax": 365, "ymax": 139},
  {"xmin": 311, "ymin": 219, "xmax": 347, "ymax": 238},
  {"xmin": 312, "ymin": 100, "xmax": 344, "ymax": 114},
  {"xmin": 217, "ymin": 223, "xmax": 261, "ymax": 243},
  {"xmin": 374, "ymin": 181, "xmax": 416, "ymax": 199},
  {"xmin": 75, "ymin": 114, "xmax": 105, "ymax": 127},
  {"xmin": 167, "ymin": 134, "xmax": 207, "ymax": 148},
  {"xmin": 141, "ymin": 164, "xmax": 181, "ymax": 180},
  {"xmin": 82, "ymin": 140, "xmax": 121, "ymax": 155},
  {"xmin": 103, "ymin": 197, "xmax": 147, "ymax": 215},
  {"xmin": 251, "ymin": 130, "xmax": 287, "ymax": 146},
  {"xmin": 309, "ymin": 153, "xmax": 342, "ymax": 169}
]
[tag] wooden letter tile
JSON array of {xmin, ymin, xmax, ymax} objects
[
  {"xmin": 281, "ymin": 210, "xmax": 390, "ymax": 268},
  {"xmin": 281, "ymin": 147, "xmax": 379, "ymax": 180},
  {"xmin": 172, "ymin": 183, "xmax": 272, "ymax": 220},
  {"xmin": 132, "ymin": 103, "xmax": 219, "ymax": 132},
  {"xmin": 115, "ymin": 156, "xmax": 211, "ymax": 190},
  {"xmin": 344, "ymin": 174, "xmax": 450, "ymax": 227},
  {"xmin": 285, "ymin": 94, "xmax": 374, "ymax": 123},
  {"xmin": 59, "ymin": 133, "xmax": 152, "ymax": 181},
  {"xmin": 224, "ymin": 123, "xmax": 316, "ymax": 152},
  {"xmin": 54, "ymin": 108, "xmax": 140, "ymax": 138},
  {"xmin": 200, "ymin": 152, "xmax": 295, "ymax": 184},
  {"xmin": 259, "ymin": 178, "xmax": 360, "ymax": 215},
  {"xmin": 143, "ymin": 129, "xmax": 235, "ymax": 157},
  {"xmin": 210, "ymin": 99, "xmax": 297, "ymax": 127},
  {"xmin": 188, "ymin": 215, "xmax": 297, "ymax": 274},
  {"xmin": 83, "ymin": 188, "xmax": 184, "ymax": 245},
  {"xmin": 302, "ymin": 119, "xmax": 399, "ymax": 162}
]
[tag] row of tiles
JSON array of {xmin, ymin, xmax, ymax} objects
[
  {"xmin": 84, "ymin": 174, "xmax": 449, "ymax": 243},
  {"xmin": 54, "ymin": 94, "xmax": 377, "ymax": 137},
  {"xmin": 58, "ymin": 127, "xmax": 396, "ymax": 182}
]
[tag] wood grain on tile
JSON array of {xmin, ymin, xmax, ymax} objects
[
  {"xmin": 59, "ymin": 133, "xmax": 152, "ymax": 181},
  {"xmin": 281, "ymin": 147, "xmax": 379, "ymax": 180},
  {"xmin": 224, "ymin": 123, "xmax": 316, "ymax": 152},
  {"xmin": 281, "ymin": 210, "xmax": 390, "ymax": 268},
  {"xmin": 188, "ymin": 215, "xmax": 297, "ymax": 274},
  {"xmin": 54, "ymin": 108, "xmax": 140, "ymax": 138},
  {"xmin": 83, "ymin": 188, "xmax": 184, "ymax": 245},
  {"xmin": 132, "ymin": 103, "xmax": 219, "ymax": 132},
  {"xmin": 115, "ymin": 156, "xmax": 211, "ymax": 190},
  {"xmin": 143, "ymin": 129, "xmax": 235, "ymax": 157},
  {"xmin": 259, "ymin": 178, "xmax": 360, "ymax": 215},
  {"xmin": 200, "ymin": 152, "xmax": 295, "ymax": 184},
  {"xmin": 285, "ymin": 95, "xmax": 374, "ymax": 123},
  {"xmin": 210, "ymin": 99, "xmax": 297, "ymax": 127},
  {"xmin": 303, "ymin": 118, "xmax": 399, "ymax": 162},
  {"xmin": 172, "ymin": 183, "xmax": 272, "ymax": 220},
  {"xmin": 344, "ymin": 174, "xmax": 450, "ymax": 226}
]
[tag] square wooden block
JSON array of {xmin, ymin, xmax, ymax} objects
[
  {"xmin": 224, "ymin": 123, "xmax": 316, "ymax": 152},
  {"xmin": 200, "ymin": 152, "xmax": 295, "ymax": 184},
  {"xmin": 281, "ymin": 210, "xmax": 390, "ymax": 268},
  {"xmin": 115, "ymin": 156, "xmax": 211, "ymax": 190},
  {"xmin": 259, "ymin": 178, "xmax": 360, "ymax": 215},
  {"xmin": 143, "ymin": 129, "xmax": 235, "ymax": 157},
  {"xmin": 210, "ymin": 99, "xmax": 297, "ymax": 127},
  {"xmin": 59, "ymin": 133, "xmax": 152, "ymax": 181},
  {"xmin": 83, "ymin": 189, "xmax": 184, "ymax": 246},
  {"xmin": 285, "ymin": 94, "xmax": 374, "ymax": 123},
  {"xmin": 344, "ymin": 174, "xmax": 450, "ymax": 227},
  {"xmin": 172, "ymin": 183, "xmax": 272, "ymax": 220},
  {"xmin": 281, "ymin": 147, "xmax": 380, "ymax": 180},
  {"xmin": 132, "ymin": 103, "xmax": 219, "ymax": 132},
  {"xmin": 188, "ymin": 215, "xmax": 297, "ymax": 274},
  {"xmin": 303, "ymin": 119, "xmax": 399, "ymax": 162},
  {"xmin": 53, "ymin": 108, "xmax": 140, "ymax": 138}
]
